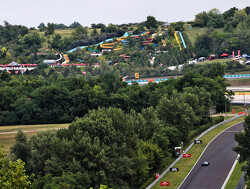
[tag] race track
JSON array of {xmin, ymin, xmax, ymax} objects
[{"xmin": 178, "ymin": 122, "xmax": 244, "ymax": 189}]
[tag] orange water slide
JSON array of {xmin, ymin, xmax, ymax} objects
[{"xmin": 116, "ymin": 36, "xmax": 127, "ymax": 42}]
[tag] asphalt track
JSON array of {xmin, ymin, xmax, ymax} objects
[{"xmin": 178, "ymin": 122, "xmax": 244, "ymax": 189}]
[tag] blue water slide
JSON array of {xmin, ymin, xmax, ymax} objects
[
  {"xmin": 68, "ymin": 32, "xmax": 129, "ymax": 53},
  {"xmin": 179, "ymin": 31, "xmax": 187, "ymax": 48},
  {"xmin": 122, "ymin": 32, "xmax": 129, "ymax": 37}
]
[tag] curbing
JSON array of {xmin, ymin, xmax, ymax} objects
[
  {"xmin": 146, "ymin": 114, "xmax": 245, "ymax": 189},
  {"xmin": 221, "ymin": 154, "xmax": 240, "ymax": 189}
]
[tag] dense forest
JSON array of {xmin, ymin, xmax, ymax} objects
[{"xmin": 0, "ymin": 62, "xmax": 229, "ymax": 188}]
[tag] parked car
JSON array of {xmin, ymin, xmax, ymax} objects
[
  {"xmin": 198, "ymin": 57, "xmax": 205, "ymax": 62},
  {"xmin": 189, "ymin": 59, "xmax": 198, "ymax": 64},
  {"xmin": 201, "ymin": 161, "xmax": 210, "ymax": 166}
]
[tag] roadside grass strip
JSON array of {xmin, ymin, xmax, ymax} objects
[
  {"xmin": 224, "ymin": 161, "xmax": 245, "ymax": 189},
  {"xmin": 151, "ymin": 116, "xmax": 245, "ymax": 189}
]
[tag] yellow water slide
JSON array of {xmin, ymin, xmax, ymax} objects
[
  {"xmin": 113, "ymin": 48, "xmax": 122, "ymax": 51},
  {"xmin": 62, "ymin": 54, "xmax": 70, "ymax": 64},
  {"xmin": 100, "ymin": 43, "xmax": 116, "ymax": 49},
  {"xmin": 162, "ymin": 40, "xmax": 166, "ymax": 47},
  {"xmin": 174, "ymin": 32, "xmax": 182, "ymax": 50},
  {"xmin": 116, "ymin": 36, "xmax": 127, "ymax": 42},
  {"xmin": 141, "ymin": 31, "xmax": 150, "ymax": 36}
]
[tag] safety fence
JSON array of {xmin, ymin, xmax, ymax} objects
[{"xmin": 126, "ymin": 74, "xmax": 250, "ymax": 84}]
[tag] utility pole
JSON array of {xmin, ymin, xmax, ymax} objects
[
  {"xmin": 244, "ymin": 92, "xmax": 246, "ymax": 111},
  {"xmin": 225, "ymin": 100, "xmax": 227, "ymax": 119}
]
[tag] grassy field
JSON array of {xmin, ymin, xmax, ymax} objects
[
  {"xmin": 226, "ymin": 70, "xmax": 250, "ymax": 75},
  {"xmin": 197, "ymin": 58, "xmax": 232, "ymax": 64},
  {"xmin": 225, "ymin": 161, "xmax": 245, "ymax": 189},
  {"xmin": 37, "ymin": 28, "xmax": 101, "ymax": 38},
  {"xmin": 231, "ymin": 105, "xmax": 246, "ymax": 114},
  {"xmin": 151, "ymin": 116, "xmax": 245, "ymax": 189},
  {"xmin": 227, "ymin": 78, "xmax": 250, "ymax": 86},
  {"xmin": 184, "ymin": 25, "xmax": 224, "ymax": 45},
  {"xmin": 36, "ymin": 28, "xmax": 102, "ymax": 51},
  {"xmin": 0, "ymin": 123, "xmax": 69, "ymax": 154}
]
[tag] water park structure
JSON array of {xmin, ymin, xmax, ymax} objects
[
  {"xmin": 174, "ymin": 31, "xmax": 187, "ymax": 50},
  {"xmin": 43, "ymin": 53, "xmax": 62, "ymax": 64},
  {"xmin": 174, "ymin": 32, "xmax": 182, "ymax": 50},
  {"xmin": 62, "ymin": 54, "xmax": 70, "ymax": 64}
]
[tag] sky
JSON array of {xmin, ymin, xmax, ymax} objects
[{"xmin": 0, "ymin": 0, "xmax": 249, "ymax": 28}]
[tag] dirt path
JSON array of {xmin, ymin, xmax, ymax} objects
[{"xmin": 0, "ymin": 128, "xmax": 61, "ymax": 135}]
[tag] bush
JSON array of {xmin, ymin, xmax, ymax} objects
[
  {"xmin": 0, "ymin": 111, "xmax": 19, "ymax": 126},
  {"xmin": 187, "ymin": 116, "xmax": 224, "ymax": 141}
]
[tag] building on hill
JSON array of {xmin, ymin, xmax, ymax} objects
[
  {"xmin": 7, "ymin": 61, "xmax": 20, "ymax": 67},
  {"xmin": 163, "ymin": 21, "xmax": 170, "ymax": 30}
]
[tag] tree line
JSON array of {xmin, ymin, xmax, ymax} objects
[
  {"xmin": 192, "ymin": 7, "xmax": 250, "ymax": 58},
  {"xmin": 0, "ymin": 62, "xmax": 230, "ymax": 188}
]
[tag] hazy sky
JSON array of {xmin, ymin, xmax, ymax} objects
[{"xmin": 0, "ymin": 0, "xmax": 249, "ymax": 28}]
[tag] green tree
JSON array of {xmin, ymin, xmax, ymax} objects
[
  {"xmin": 234, "ymin": 9, "xmax": 247, "ymax": 22},
  {"xmin": 0, "ymin": 70, "xmax": 11, "ymax": 81},
  {"xmin": 72, "ymin": 26, "xmax": 88, "ymax": 40},
  {"xmin": 106, "ymin": 24, "xmax": 117, "ymax": 33},
  {"xmin": 137, "ymin": 140, "xmax": 164, "ymax": 172},
  {"xmin": 5, "ymin": 51, "xmax": 12, "ymax": 63},
  {"xmin": 0, "ymin": 145, "xmax": 31, "ymax": 188},
  {"xmin": 145, "ymin": 16, "xmax": 158, "ymax": 29},
  {"xmin": 194, "ymin": 11, "xmax": 210, "ymax": 27},
  {"xmin": 11, "ymin": 130, "xmax": 30, "ymax": 163},
  {"xmin": 37, "ymin": 22, "xmax": 45, "ymax": 29},
  {"xmin": 69, "ymin": 21, "xmax": 82, "ymax": 28},
  {"xmin": 234, "ymin": 115, "xmax": 250, "ymax": 186},
  {"xmin": 0, "ymin": 47, "xmax": 7, "ymax": 57},
  {"xmin": 156, "ymin": 91, "xmax": 195, "ymax": 141},
  {"xmin": 223, "ymin": 7, "xmax": 238, "ymax": 20},
  {"xmin": 50, "ymin": 34, "xmax": 62, "ymax": 49},
  {"xmin": 47, "ymin": 23, "xmax": 55, "ymax": 35}
]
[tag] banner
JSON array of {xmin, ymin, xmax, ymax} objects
[{"xmin": 135, "ymin": 73, "xmax": 139, "ymax": 78}]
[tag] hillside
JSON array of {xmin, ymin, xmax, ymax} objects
[{"xmin": 184, "ymin": 24, "xmax": 224, "ymax": 45}]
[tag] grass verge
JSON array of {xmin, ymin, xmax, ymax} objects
[
  {"xmin": 225, "ymin": 161, "xmax": 245, "ymax": 189},
  {"xmin": 151, "ymin": 116, "xmax": 245, "ymax": 189},
  {"xmin": 0, "ymin": 123, "xmax": 69, "ymax": 154}
]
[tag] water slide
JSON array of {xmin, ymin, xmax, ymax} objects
[
  {"xmin": 88, "ymin": 47, "xmax": 100, "ymax": 52},
  {"xmin": 174, "ymin": 32, "xmax": 182, "ymax": 50},
  {"xmin": 62, "ymin": 54, "xmax": 70, "ymax": 64},
  {"xmin": 141, "ymin": 31, "xmax": 150, "ymax": 36},
  {"xmin": 151, "ymin": 31, "xmax": 161, "ymax": 38},
  {"xmin": 142, "ymin": 38, "xmax": 154, "ymax": 45},
  {"xmin": 179, "ymin": 31, "xmax": 187, "ymax": 48},
  {"xmin": 113, "ymin": 48, "xmax": 122, "ymax": 51},
  {"xmin": 100, "ymin": 42, "xmax": 116, "ymax": 49},
  {"xmin": 162, "ymin": 40, "xmax": 166, "ymax": 47},
  {"xmin": 100, "ymin": 31, "xmax": 149, "ymax": 49},
  {"xmin": 68, "ymin": 32, "xmax": 129, "ymax": 53},
  {"xmin": 43, "ymin": 53, "xmax": 63, "ymax": 64},
  {"xmin": 68, "ymin": 31, "xmax": 150, "ymax": 53}
]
